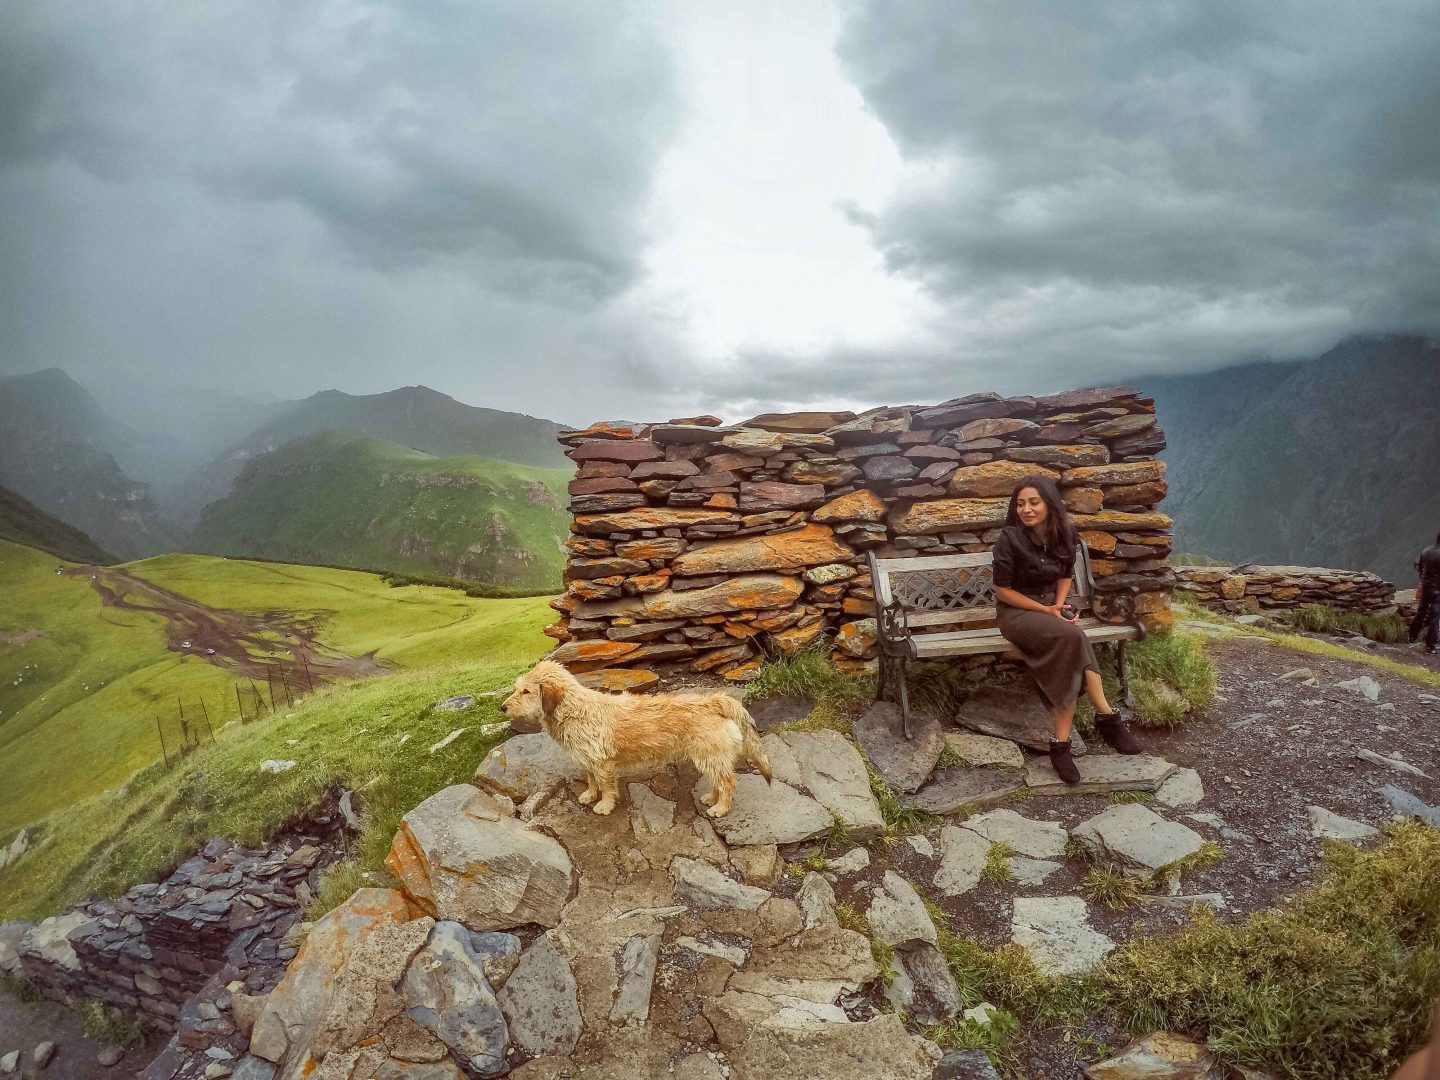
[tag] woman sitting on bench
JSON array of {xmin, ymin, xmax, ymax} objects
[{"xmin": 992, "ymin": 475, "xmax": 1142, "ymax": 784}]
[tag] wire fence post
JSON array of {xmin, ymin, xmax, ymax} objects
[{"xmin": 156, "ymin": 715, "xmax": 170, "ymax": 768}]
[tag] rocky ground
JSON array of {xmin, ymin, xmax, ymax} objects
[
  {"xmin": 3, "ymin": 622, "xmax": 1437, "ymax": 1079},
  {"xmin": 0, "ymin": 987, "xmax": 151, "ymax": 1078}
]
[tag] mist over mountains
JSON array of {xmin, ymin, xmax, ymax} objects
[{"xmin": 1, "ymin": 333, "xmax": 1435, "ymax": 588}]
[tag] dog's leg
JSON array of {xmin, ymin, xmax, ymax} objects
[
  {"xmin": 577, "ymin": 768, "xmax": 600, "ymax": 806},
  {"xmin": 591, "ymin": 760, "xmax": 619, "ymax": 815},
  {"xmin": 699, "ymin": 759, "xmax": 737, "ymax": 818}
]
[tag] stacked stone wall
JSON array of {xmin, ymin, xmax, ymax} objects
[
  {"xmin": 548, "ymin": 387, "xmax": 1174, "ymax": 688},
  {"xmin": 1174, "ymin": 565, "xmax": 1397, "ymax": 616}
]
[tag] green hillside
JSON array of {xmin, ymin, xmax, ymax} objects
[
  {"xmin": 189, "ymin": 432, "xmax": 570, "ymax": 590},
  {"xmin": 0, "ymin": 538, "xmax": 554, "ymax": 839},
  {"xmin": 0, "ymin": 483, "xmax": 115, "ymax": 564}
]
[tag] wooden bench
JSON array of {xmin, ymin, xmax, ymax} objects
[{"xmin": 866, "ymin": 545, "xmax": 1145, "ymax": 738}]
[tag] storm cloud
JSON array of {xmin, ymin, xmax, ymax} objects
[{"xmin": 1, "ymin": 1, "xmax": 1437, "ymax": 424}]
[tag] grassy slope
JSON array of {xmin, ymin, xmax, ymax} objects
[
  {"xmin": 0, "ymin": 539, "xmax": 554, "ymax": 837},
  {"xmin": 0, "ymin": 484, "xmax": 115, "ymax": 564},
  {"xmin": 190, "ymin": 432, "xmax": 570, "ymax": 590}
]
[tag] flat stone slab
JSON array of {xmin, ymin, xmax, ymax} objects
[
  {"xmin": 854, "ymin": 701, "xmax": 945, "ymax": 794},
  {"xmin": 1085, "ymin": 1032, "xmax": 1223, "ymax": 1079},
  {"xmin": 933, "ymin": 826, "xmax": 989, "ymax": 897},
  {"xmin": 745, "ymin": 695, "xmax": 816, "ymax": 731},
  {"xmin": 1071, "ymin": 804, "xmax": 1205, "ymax": 877},
  {"xmin": 695, "ymin": 774, "xmax": 833, "ymax": 846},
  {"xmin": 474, "ymin": 734, "xmax": 584, "ymax": 801},
  {"xmin": 959, "ymin": 809, "xmax": 1068, "ymax": 860},
  {"xmin": 827, "ymin": 847, "xmax": 870, "ymax": 875},
  {"xmin": 904, "ymin": 767, "xmax": 1024, "ymax": 815},
  {"xmin": 867, "ymin": 871, "xmax": 937, "ymax": 947},
  {"xmin": 1024, "ymin": 753, "xmax": 1177, "ymax": 796},
  {"xmin": 764, "ymin": 730, "xmax": 884, "ymax": 839},
  {"xmin": 1154, "ymin": 767, "xmax": 1204, "ymax": 809},
  {"xmin": 1306, "ymin": 806, "xmax": 1379, "ymax": 842},
  {"xmin": 1008, "ymin": 857, "xmax": 1063, "ymax": 886},
  {"xmin": 1336, "ymin": 675, "xmax": 1382, "ymax": 702},
  {"xmin": 1011, "ymin": 896, "xmax": 1115, "ymax": 976},
  {"xmin": 942, "ymin": 732, "xmax": 1025, "ymax": 770},
  {"xmin": 955, "ymin": 686, "xmax": 1087, "ymax": 754},
  {"xmin": 670, "ymin": 857, "xmax": 772, "ymax": 911},
  {"xmin": 1378, "ymin": 784, "xmax": 1440, "ymax": 827},
  {"xmin": 886, "ymin": 940, "xmax": 961, "ymax": 1025}
]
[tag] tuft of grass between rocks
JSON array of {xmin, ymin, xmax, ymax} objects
[
  {"xmin": 1279, "ymin": 604, "xmax": 1409, "ymax": 644},
  {"xmin": 980, "ymin": 842, "xmax": 1017, "ymax": 886},
  {"xmin": 747, "ymin": 644, "xmax": 875, "ymax": 736}
]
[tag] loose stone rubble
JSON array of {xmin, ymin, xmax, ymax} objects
[{"xmin": 547, "ymin": 389, "xmax": 1175, "ymax": 687}]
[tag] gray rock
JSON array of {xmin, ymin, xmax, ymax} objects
[
  {"xmin": 936, "ymin": 1049, "xmax": 1003, "ymax": 1080},
  {"xmin": 826, "ymin": 847, "xmax": 870, "ymax": 875},
  {"xmin": 942, "ymin": 732, "xmax": 1025, "ymax": 770},
  {"xmin": 764, "ymin": 730, "xmax": 885, "ymax": 839},
  {"xmin": 474, "ymin": 734, "xmax": 584, "ymax": 801},
  {"xmin": 933, "ymin": 826, "xmax": 989, "ymax": 897},
  {"xmin": 904, "ymin": 766, "xmax": 1024, "ymax": 815},
  {"xmin": 956, "ymin": 686, "xmax": 1087, "ymax": 753},
  {"xmin": 496, "ymin": 936, "xmax": 581, "ymax": 1058},
  {"xmin": 1278, "ymin": 667, "xmax": 1321, "ymax": 685},
  {"xmin": 1336, "ymin": 675, "xmax": 1382, "ymax": 701},
  {"xmin": 1010, "ymin": 896, "xmax": 1115, "ymax": 975},
  {"xmin": 1008, "ymin": 858, "xmax": 1063, "ymax": 886},
  {"xmin": 0, "ymin": 1052, "xmax": 16, "ymax": 1075},
  {"xmin": 696, "ymin": 774, "xmax": 834, "ymax": 846},
  {"xmin": 389, "ymin": 785, "xmax": 574, "ymax": 930},
  {"xmin": 1072, "ymin": 805, "xmax": 1205, "ymax": 877},
  {"xmin": 1154, "ymin": 767, "xmax": 1205, "ymax": 809},
  {"xmin": 1187, "ymin": 811, "xmax": 1226, "ymax": 830},
  {"xmin": 399, "ymin": 921, "xmax": 511, "ymax": 1077},
  {"xmin": 798, "ymin": 872, "xmax": 838, "ymax": 930},
  {"xmin": 670, "ymin": 857, "xmax": 772, "ymax": 911},
  {"xmin": 867, "ymin": 871, "xmax": 937, "ymax": 947},
  {"xmin": 960, "ymin": 809, "xmax": 1068, "ymax": 859},
  {"xmin": 22, "ymin": 910, "xmax": 96, "ymax": 971},
  {"xmin": 227, "ymin": 1055, "xmax": 276, "ymax": 1079},
  {"xmin": 97, "ymin": 1046, "xmax": 124, "ymax": 1068},
  {"xmin": 854, "ymin": 701, "xmax": 945, "ymax": 793},
  {"xmin": 1024, "ymin": 753, "xmax": 1177, "ymax": 796},
  {"xmin": 628, "ymin": 784, "xmax": 676, "ymax": 836},
  {"xmin": 1306, "ymin": 806, "xmax": 1379, "ymax": 842},
  {"xmin": 886, "ymin": 941, "xmax": 961, "ymax": 1024},
  {"xmin": 32, "ymin": 1042, "xmax": 56, "ymax": 1069},
  {"xmin": 611, "ymin": 933, "xmax": 660, "ymax": 1023},
  {"xmin": 435, "ymin": 694, "xmax": 475, "ymax": 711},
  {"xmin": 1085, "ymin": 1032, "xmax": 1226, "ymax": 1078},
  {"xmin": 904, "ymin": 834, "xmax": 935, "ymax": 858},
  {"xmin": 1377, "ymin": 784, "xmax": 1440, "ymax": 826},
  {"xmin": 0, "ymin": 920, "xmax": 32, "ymax": 974},
  {"xmin": 1354, "ymin": 747, "xmax": 1430, "ymax": 779}
]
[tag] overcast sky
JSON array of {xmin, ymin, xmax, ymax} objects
[{"xmin": 2, "ymin": 0, "xmax": 1437, "ymax": 426}]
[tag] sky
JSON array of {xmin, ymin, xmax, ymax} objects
[{"xmin": 2, "ymin": 0, "xmax": 1438, "ymax": 427}]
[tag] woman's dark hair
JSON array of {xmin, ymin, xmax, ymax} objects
[{"xmin": 1006, "ymin": 474, "xmax": 1074, "ymax": 554}]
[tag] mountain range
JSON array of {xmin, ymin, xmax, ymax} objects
[{"xmin": 0, "ymin": 482, "xmax": 115, "ymax": 564}]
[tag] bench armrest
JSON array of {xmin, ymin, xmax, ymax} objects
[{"xmin": 876, "ymin": 599, "xmax": 918, "ymax": 659}]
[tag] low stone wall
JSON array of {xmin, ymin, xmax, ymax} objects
[
  {"xmin": 0, "ymin": 798, "xmax": 349, "ymax": 1066},
  {"xmin": 549, "ymin": 388, "xmax": 1174, "ymax": 688},
  {"xmin": 1174, "ymin": 565, "xmax": 1397, "ymax": 616}
]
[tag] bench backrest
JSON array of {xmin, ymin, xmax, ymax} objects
[{"xmin": 867, "ymin": 544, "xmax": 1096, "ymax": 630}]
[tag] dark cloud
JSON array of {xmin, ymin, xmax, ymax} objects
[
  {"xmin": 0, "ymin": 1, "xmax": 682, "ymax": 419},
  {"xmin": 836, "ymin": 0, "xmax": 1440, "ymax": 369}
]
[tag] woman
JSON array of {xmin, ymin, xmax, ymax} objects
[{"xmin": 991, "ymin": 475, "xmax": 1141, "ymax": 783}]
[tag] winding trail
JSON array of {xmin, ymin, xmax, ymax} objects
[{"xmin": 65, "ymin": 565, "xmax": 387, "ymax": 682}]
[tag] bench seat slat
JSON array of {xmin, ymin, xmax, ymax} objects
[{"xmin": 910, "ymin": 620, "xmax": 1139, "ymax": 658}]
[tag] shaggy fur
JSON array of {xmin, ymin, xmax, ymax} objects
[{"xmin": 501, "ymin": 660, "xmax": 772, "ymax": 817}]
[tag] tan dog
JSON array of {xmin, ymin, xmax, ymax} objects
[{"xmin": 501, "ymin": 660, "xmax": 772, "ymax": 817}]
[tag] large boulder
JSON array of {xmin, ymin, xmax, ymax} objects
[
  {"xmin": 474, "ymin": 735, "xmax": 584, "ymax": 803},
  {"xmin": 399, "ymin": 922, "xmax": 518, "ymax": 1077},
  {"xmin": 386, "ymin": 785, "xmax": 575, "ymax": 930},
  {"xmin": 721, "ymin": 1012, "xmax": 935, "ymax": 1080}
]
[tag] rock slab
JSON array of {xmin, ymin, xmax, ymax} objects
[
  {"xmin": 956, "ymin": 686, "xmax": 1087, "ymax": 754},
  {"xmin": 854, "ymin": 701, "xmax": 945, "ymax": 793},
  {"xmin": 1071, "ymin": 804, "xmax": 1205, "ymax": 877},
  {"xmin": 1011, "ymin": 896, "xmax": 1115, "ymax": 976}
]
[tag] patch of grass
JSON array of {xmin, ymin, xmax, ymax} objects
[
  {"xmin": 936, "ymin": 925, "xmax": 1109, "ymax": 1028},
  {"xmin": 826, "ymin": 813, "xmax": 853, "ymax": 851},
  {"xmin": 926, "ymin": 1006, "xmax": 1021, "ymax": 1067},
  {"xmin": 1125, "ymin": 630, "xmax": 1217, "ymax": 728},
  {"xmin": 76, "ymin": 1000, "xmax": 149, "ymax": 1048},
  {"xmin": 1084, "ymin": 865, "xmax": 1145, "ymax": 910},
  {"xmin": 0, "ymin": 969, "xmax": 40, "ymax": 1004},
  {"xmin": 750, "ymin": 644, "xmax": 875, "ymax": 735},
  {"xmin": 1240, "ymin": 624, "xmax": 1440, "ymax": 689},
  {"xmin": 0, "ymin": 656, "xmax": 534, "ymax": 922},
  {"xmin": 1164, "ymin": 840, "xmax": 1224, "ymax": 876},
  {"xmin": 1103, "ymin": 821, "xmax": 1440, "ymax": 1079},
  {"xmin": 1279, "ymin": 604, "xmax": 1409, "ymax": 644},
  {"xmin": 834, "ymin": 901, "xmax": 868, "ymax": 935},
  {"xmin": 1110, "ymin": 790, "xmax": 1154, "ymax": 805},
  {"xmin": 981, "ymin": 841, "xmax": 1017, "ymax": 885},
  {"xmin": 307, "ymin": 859, "xmax": 371, "ymax": 921},
  {"xmin": 935, "ymin": 741, "xmax": 968, "ymax": 769},
  {"xmin": 865, "ymin": 760, "xmax": 940, "ymax": 839}
]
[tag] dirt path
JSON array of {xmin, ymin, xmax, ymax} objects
[
  {"xmin": 66, "ymin": 565, "xmax": 387, "ymax": 683},
  {"xmin": 0, "ymin": 987, "xmax": 154, "ymax": 1079}
]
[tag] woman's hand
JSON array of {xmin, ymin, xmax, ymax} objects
[{"xmin": 1045, "ymin": 604, "xmax": 1067, "ymax": 620}]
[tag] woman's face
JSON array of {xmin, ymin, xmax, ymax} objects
[{"xmin": 1016, "ymin": 486, "xmax": 1048, "ymax": 528}]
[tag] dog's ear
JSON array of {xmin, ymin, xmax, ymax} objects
[{"xmin": 541, "ymin": 679, "xmax": 565, "ymax": 718}]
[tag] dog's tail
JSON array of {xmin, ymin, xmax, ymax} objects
[{"xmin": 726, "ymin": 698, "xmax": 773, "ymax": 784}]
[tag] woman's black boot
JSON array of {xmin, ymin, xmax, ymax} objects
[
  {"xmin": 1096, "ymin": 712, "xmax": 1141, "ymax": 755},
  {"xmin": 1049, "ymin": 738, "xmax": 1081, "ymax": 784}
]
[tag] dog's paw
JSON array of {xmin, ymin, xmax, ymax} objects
[
  {"xmin": 592, "ymin": 800, "xmax": 615, "ymax": 816},
  {"xmin": 577, "ymin": 789, "xmax": 597, "ymax": 805},
  {"xmin": 698, "ymin": 789, "xmax": 716, "ymax": 807},
  {"xmin": 705, "ymin": 804, "xmax": 731, "ymax": 819}
]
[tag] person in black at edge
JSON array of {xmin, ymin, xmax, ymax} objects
[
  {"xmin": 1410, "ymin": 532, "xmax": 1440, "ymax": 654},
  {"xmin": 991, "ymin": 475, "xmax": 1142, "ymax": 784}
]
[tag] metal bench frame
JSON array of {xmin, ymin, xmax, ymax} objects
[{"xmin": 867, "ymin": 545, "xmax": 1145, "ymax": 738}]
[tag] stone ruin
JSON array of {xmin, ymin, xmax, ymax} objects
[
  {"xmin": 547, "ymin": 387, "xmax": 1175, "ymax": 689},
  {"xmin": 1174, "ymin": 564, "xmax": 1399, "ymax": 616}
]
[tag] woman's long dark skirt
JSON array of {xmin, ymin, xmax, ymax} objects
[{"xmin": 995, "ymin": 601, "xmax": 1100, "ymax": 711}]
